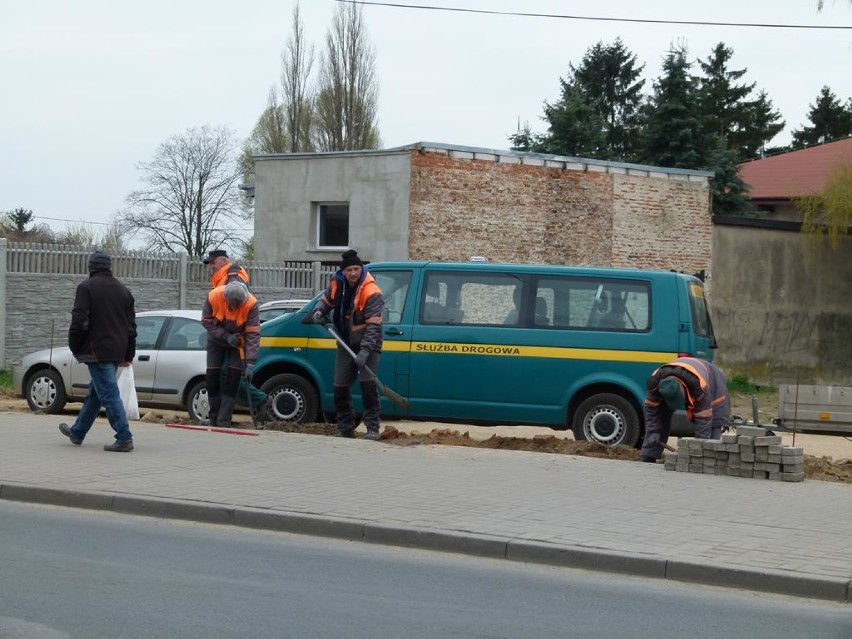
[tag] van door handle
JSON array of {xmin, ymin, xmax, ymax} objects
[
  {"xmin": 138, "ymin": 355, "xmax": 150, "ymax": 361},
  {"xmin": 385, "ymin": 328, "xmax": 404, "ymax": 336}
]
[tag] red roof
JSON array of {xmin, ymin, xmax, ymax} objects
[{"xmin": 738, "ymin": 137, "xmax": 852, "ymax": 199}]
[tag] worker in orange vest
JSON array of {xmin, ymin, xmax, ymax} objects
[
  {"xmin": 641, "ymin": 357, "xmax": 731, "ymax": 462},
  {"xmin": 312, "ymin": 250, "xmax": 384, "ymax": 440},
  {"xmin": 202, "ymin": 281, "xmax": 260, "ymax": 428}
]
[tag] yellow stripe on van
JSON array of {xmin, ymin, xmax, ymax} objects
[
  {"xmin": 260, "ymin": 336, "xmax": 310, "ymax": 348},
  {"xmin": 263, "ymin": 336, "xmax": 674, "ymax": 364},
  {"xmin": 411, "ymin": 341, "xmax": 675, "ymax": 364}
]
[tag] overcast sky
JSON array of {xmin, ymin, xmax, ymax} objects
[{"xmin": 2, "ymin": 0, "xmax": 851, "ymax": 243}]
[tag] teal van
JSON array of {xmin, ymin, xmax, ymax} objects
[{"xmin": 253, "ymin": 261, "xmax": 716, "ymax": 447}]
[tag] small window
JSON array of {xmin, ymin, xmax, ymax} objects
[
  {"xmin": 136, "ymin": 316, "xmax": 167, "ymax": 350},
  {"xmin": 162, "ymin": 317, "xmax": 207, "ymax": 350},
  {"xmin": 317, "ymin": 203, "xmax": 349, "ymax": 248}
]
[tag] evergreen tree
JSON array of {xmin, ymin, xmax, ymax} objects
[
  {"xmin": 790, "ymin": 86, "xmax": 852, "ymax": 148},
  {"xmin": 707, "ymin": 142, "xmax": 753, "ymax": 216},
  {"xmin": 512, "ymin": 38, "xmax": 644, "ymax": 160},
  {"xmin": 640, "ymin": 44, "xmax": 708, "ymax": 169},
  {"xmin": 741, "ymin": 90, "xmax": 785, "ymax": 158},
  {"xmin": 693, "ymin": 43, "xmax": 784, "ymax": 162}
]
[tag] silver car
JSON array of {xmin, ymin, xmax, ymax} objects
[
  {"xmin": 258, "ymin": 299, "xmax": 312, "ymax": 323},
  {"xmin": 14, "ymin": 310, "xmax": 210, "ymax": 422}
]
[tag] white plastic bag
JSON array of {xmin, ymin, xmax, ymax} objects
[{"xmin": 116, "ymin": 365, "xmax": 140, "ymax": 421}]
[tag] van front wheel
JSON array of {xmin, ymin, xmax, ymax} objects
[
  {"xmin": 572, "ymin": 393, "xmax": 640, "ymax": 448},
  {"xmin": 261, "ymin": 374, "xmax": 318, "ymax": 424}
]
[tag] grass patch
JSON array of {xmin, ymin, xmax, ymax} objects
[
  {"xmin": 728, "ymin": 373, "xmax": 775, "ymax": 395},
  {"xmin": 0, "ymin": 370, "xmax": 12, "ymax": 390}
]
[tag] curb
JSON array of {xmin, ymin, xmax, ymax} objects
[{"xmin": 1, "ymin": 482, "xmax": 849, "ymax": 604}]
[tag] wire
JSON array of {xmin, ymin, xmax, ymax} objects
[
  {"xmin": 335, "ymin": 0, "xmax": 852, "ymax": 30},
  {"xmin": 32, "ymin": 215, "xmax": 253, "ymax": 233}
]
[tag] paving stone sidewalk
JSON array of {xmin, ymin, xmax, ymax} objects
[{"xmin": 1, "ymin": 413, "xmax": 850, "ymax": 603}]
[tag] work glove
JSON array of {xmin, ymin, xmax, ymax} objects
[
  {"xmin": 354, "ymin": 348, "xmax": 369, "ymax": 370},
  {"xmin": 244, "ymin": 363, "xmax": 254, "ymax": 382},
  {"xmin": 312, "ymin": 310, "xmax": 327, "ymax": 325},
  {"xmin": 226, "ymin": 333, "xmax": 240, "ymax": 348}
]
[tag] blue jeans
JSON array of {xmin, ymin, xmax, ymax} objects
[{"xmin": 69, "ymin": 363, "xmax": 133, "ymax": 443}]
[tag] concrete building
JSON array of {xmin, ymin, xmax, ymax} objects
[{"xmin": 253, "ymin": 142, "xmax": 713, "ymax": 276}]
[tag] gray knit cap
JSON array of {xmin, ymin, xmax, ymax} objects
[{"xmin": 223, "ymin": 281, "xmax": 249, "ymax": 308}]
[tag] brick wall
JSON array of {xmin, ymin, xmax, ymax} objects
[{"xmin": 408, "ymin": 150, "xmax": 711, "ymax": 277}]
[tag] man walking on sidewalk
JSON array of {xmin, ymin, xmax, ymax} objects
[{"xmin": 59, "ymin": 250, "xmax": 137, "ymax": 452}]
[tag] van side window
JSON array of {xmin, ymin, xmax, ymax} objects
[
  {"xmin": 421, "ymin": 272, "xmax": 520, "ymax": 325},
  {"xmin": 537, "ymin": 277, "xmax": 650, "ymax": 332},
  {"xmin": 371, "ymin": 270, "xmax": 412, "ymax": 324}
]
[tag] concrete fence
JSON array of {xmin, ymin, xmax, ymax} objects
[{"xmin": 0, "ymin": 240, "xmax": 336, "ymax": 369}]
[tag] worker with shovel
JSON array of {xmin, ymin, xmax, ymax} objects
[
  {"xmin": 202, "ymin": 281, "xmax": 261, "ymax": 428},
  {"xmin": 641, "ymin": 357, "xmax": 731, "ymax": 462},
  {"xmin": 311, "ymin": 250, "xmax": 385, "ymax": 440}
]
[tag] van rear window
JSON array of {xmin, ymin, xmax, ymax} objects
[{"xmin": 537, "ymin": 277, "xmax": 650, "ymax": 331}]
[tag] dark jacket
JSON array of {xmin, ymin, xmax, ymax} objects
[
  {"xmin": 644, "ymin": 357, "xmax": 731, "ymax": 436},
  {"xmin": 68, "ymin": 270, "xmax": 137, "ymax": 364}
]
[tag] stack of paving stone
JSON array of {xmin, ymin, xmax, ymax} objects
[{"xmin": 663, "ymin": 425, "xmax": 805, "ymax": 481}]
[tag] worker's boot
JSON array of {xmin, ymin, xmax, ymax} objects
[
  {"xmin": 205, "ymin": 369, "xmax": 221, "ymax": 426},
  {"xmin": 360, "ymin": 380, "xmax": 381, "ymax": 441},
  {"xmin": 215, "ymin": 394, "xmax": 237, "ymax": 428},
  {"xmin": 334, "ymin": 386, "xmax": 355, "ymax": 438}
]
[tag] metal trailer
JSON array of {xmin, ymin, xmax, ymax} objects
[{"xmin": 771, "ymin": 384, "xmax": 852, "ymax": 435}]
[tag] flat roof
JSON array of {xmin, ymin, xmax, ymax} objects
[{"xmin": 255, "ymin": 141, "xmax": 713, "ymax": 181}]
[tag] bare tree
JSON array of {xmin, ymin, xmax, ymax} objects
[
  {"xmin": 119, "ymin": 125, "xmax": 244, "ymax": 257},
  {"xmin": 240, "ymin": 3, "xmax": 316, "ymax": 183},
  {"xmin": 314, "ymin": 2, "xmax": 381, "ymax": 151},
  {"xmin": 282, "ymin": 1, "xmax": 315, "ymax": 152}
]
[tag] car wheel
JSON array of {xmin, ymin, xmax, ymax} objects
[
  {"xmin": 25, "ymin": 368, "xmax": 67, "ymax": 414},
  {"xmin": 186, "ymin": 380, "xmax": 209, "ymax": 423},
  {"xmin": 260, "ymin": 374, "xmax": 318, "ymax": 424},
  {"xmin": 572, "ymin": 393, "xmax": 640, "ymax": 448}
]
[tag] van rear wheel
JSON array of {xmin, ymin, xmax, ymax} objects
[{"xmin": 572, "ymin": 393, "xmax": 640, "ymax": 448}]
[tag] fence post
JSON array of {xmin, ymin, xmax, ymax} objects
[
  {"xmin": 178, "ymin": 252, "xmax": 187, "ymax": 309},
  {"xmin": 0, "ymin": 238, "xmax": 6, "ymax": 369},
  {"xmin": 312, "ymin": 261, "xmax": 323, "ymax": 296}
]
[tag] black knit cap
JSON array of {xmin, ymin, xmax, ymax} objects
[
  {"xmin": 203, "ymin": 249, "xmax": 228, "ymax": 265},
  {"xmin": 340, "ymin": 249, "xmax": 363, "ymax": 269},
  {"xmin": 88, "ymin": 250, "xmax": 112, "ymax": 272}
]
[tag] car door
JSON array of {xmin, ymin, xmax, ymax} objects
[
  {"xmin": 132, "ymin": 315, "xmax": 168, "ymax": 401},
  {"xmin": 149, "ymin": 315, "xmax": 207, "ymax": 406}
]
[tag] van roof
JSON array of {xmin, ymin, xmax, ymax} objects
[{"xmin": 367, "ymin": 261, "xmax": 703, "ymax": 281}]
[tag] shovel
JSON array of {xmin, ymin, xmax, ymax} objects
[
  {"xmin": 324, "ymin": 324, "xmax": 409, "ymax": 410},
  {"xmin": 238, "ymin": 336, "xmax": 260, "ymax": 430}
]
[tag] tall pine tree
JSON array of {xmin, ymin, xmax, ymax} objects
[
  {"xmin": 693, "ymin": 43, "xmax": 783, "ymax": 162},
  {"xmin": 640, "ymin": 44, "xmax": 708, "ymax": 169},
  {"xmin": 790, "ymin": 86, "xmax": 852, "ymax": 148},
  {"xmin": 512, "ymin": 38, "xmax": 644, "ymax": 161}
]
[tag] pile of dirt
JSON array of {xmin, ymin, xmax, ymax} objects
[{"xmin": 261, "ymin": 421, "xmax": 852, "ymax": 484}]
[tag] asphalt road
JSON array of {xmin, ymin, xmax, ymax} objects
[{"xmin": 1, "ymin": 501, "xmax": 850, "ymax": 639}]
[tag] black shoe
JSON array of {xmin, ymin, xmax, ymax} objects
[
  {"xmin": 104, "ymin": 440, "xmax": 134, "ymax": 452},
  {"xmin": 365, "ymin": 430, "xmax": 381, "ymax": 441},
  {"xmin": 337, "ymin": 430, "xmax": 355, "ymax": 438},
  {"xmin": 640, "ymin": 455, "xmax": 657, "ymax": 463},
  {"xmin": 59, "ymin": 423, "xmax": 83, "ymax": 446}
]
